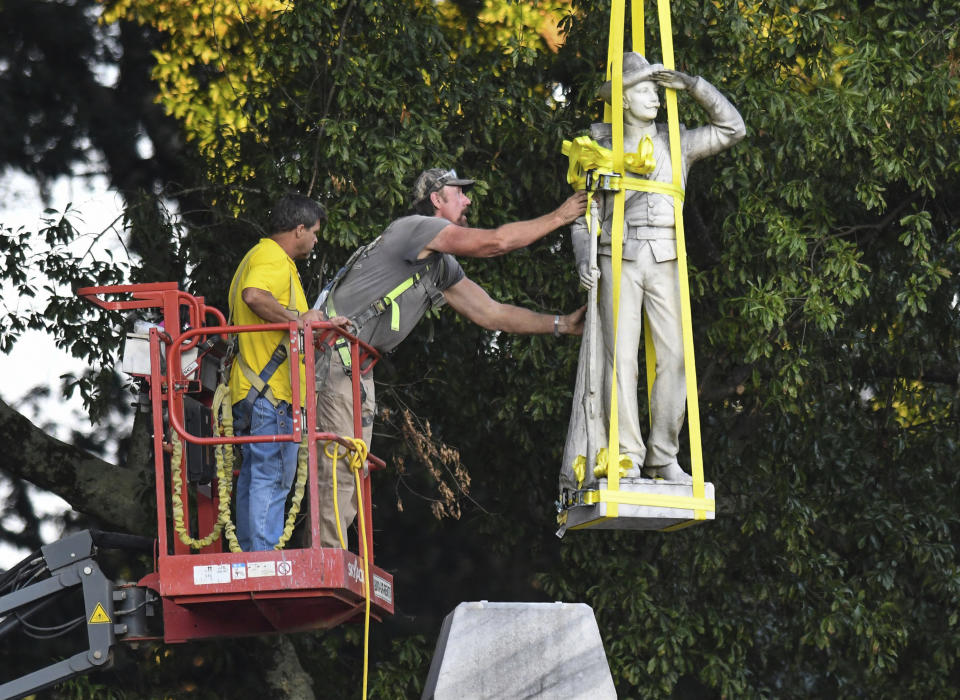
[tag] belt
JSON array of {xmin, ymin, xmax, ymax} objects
[{"xmin": 626, "ymin": 225, "xmax": 675, "ymax": 240}]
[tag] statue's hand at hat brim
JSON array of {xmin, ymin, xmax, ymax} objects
[{"xmin": 652, "ymin": 69, "xmax": 696, "ymax": 92}]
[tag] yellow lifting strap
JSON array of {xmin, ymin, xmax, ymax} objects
[{"xmin": 564, "ymin": 0, "xmax": 707, "ymax": 522}]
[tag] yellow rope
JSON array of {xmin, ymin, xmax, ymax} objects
[
  {"xmin": 323, "ymin": 438, "xmax": 369, "ymax": 550},
  {"xmin": 353, "ymin": 457, "xmax": 371, "ymax": 700},
  {"xmin": 213, "ymin": 384, "xmax": 242, "ymax": 553},
  {"xmin": 169, "ymin": 438, "xmax": 223, "ymax": 549},
  {"xmin": 323, "ymin": 437, "xmax": 372, "ymax": 698},
  {"xmin": 169, "ymin": 384, "xmax": 238, "ymax": 549},
  {"xmin": 168, "ymin": 436, "xmax": 195, "ymax": 547},
  {"xmin": 325, "ymin": 441, "xmax": 349, "ymax": 550}
]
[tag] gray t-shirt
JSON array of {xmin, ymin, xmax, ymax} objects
[{"xmin": 324, "ymin": 215, "xmax": 465, "ymax": 353}]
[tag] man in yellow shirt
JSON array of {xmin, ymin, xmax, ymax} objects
[{"xmin": 228, "ymin": 194, "xmax": 333, "ymax": 551}]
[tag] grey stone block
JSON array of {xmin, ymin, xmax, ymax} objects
[{"xmin": 422, "ymin": 601, "xmax": 616, "ymax": 700}]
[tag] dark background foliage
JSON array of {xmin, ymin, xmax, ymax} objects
[{"xmin": 2, "ymin": 0, "xmax": 959, "ymax": 697}]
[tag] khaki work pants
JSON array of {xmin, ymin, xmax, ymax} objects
[{"xmin": 316, "ymin": 349, "xmax": 375, "ymax": 547}]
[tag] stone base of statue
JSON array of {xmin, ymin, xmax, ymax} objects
[
  {"xmin": 560, "ymin": 477, "xmax": 715, "ymax": 532},
  {"xmin": 422, "ymin": 601, "xmax": 616, "ymax": 700}
]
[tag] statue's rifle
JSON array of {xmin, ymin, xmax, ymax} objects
[{"xmin": 583, "ymin": 196, "xmax": 601, "ymax": 475}]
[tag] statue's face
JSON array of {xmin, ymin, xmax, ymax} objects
[{"xmin": 624, "ymin": 80, "xmax": 660, "ymax": 122}]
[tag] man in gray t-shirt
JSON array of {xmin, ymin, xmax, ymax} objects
[
  {"xmin": 314, "ymin": 167, "xmax": 587, "ymax": 547},
  {"xmin": 323, "ymin": 214, "xmax": 464, "ymax": 354}
]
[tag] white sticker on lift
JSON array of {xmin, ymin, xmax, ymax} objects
[
  {"xmin": 373, "ymin": 574, "xmax": 393, "ymax": 605},
  {"xmin": 232, "ymin": 563, "xmax": 247, "ymax": 580},
  {"xmin": 194, "ymin": 564, "xmax": 231, "ymax": 585},
  {"xmin": 276, "ymin": 561, "xmax": 293, "ymax": 576},
  {"xmin": 248, "ymin": 561, "xmax": 277, "ymax": 578}
]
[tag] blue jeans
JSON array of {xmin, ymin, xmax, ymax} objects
[{"xmin": 234, "ymin": 397, "xmax": 300, "ymax": 551}]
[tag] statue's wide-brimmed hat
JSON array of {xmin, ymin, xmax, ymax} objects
[{"xmin": 598, "ymin": 52, "xmax": 665, "ymax": 103}]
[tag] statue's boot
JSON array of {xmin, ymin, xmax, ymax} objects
[
  {"xmin": 642, "ymin": 461, "xmax": 693, "ymax": 484},
  {"xmin": 623, "ymin": 452, "xmax": 646, "ymax": 479}
]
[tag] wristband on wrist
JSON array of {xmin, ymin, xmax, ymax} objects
[{"xmin": 553, "ymin": 314, "xmax": 560, "ymax": 337}]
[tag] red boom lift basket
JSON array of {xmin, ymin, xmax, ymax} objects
[{"xmin": 78, "ymin": 282, "xmax": 394, "ymax": 643}]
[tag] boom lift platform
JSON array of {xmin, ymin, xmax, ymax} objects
[{"xmin": 1, "ymin": 282, "xmax": 394, "ymax": 699}]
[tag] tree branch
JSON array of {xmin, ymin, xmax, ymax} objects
[{"xmin": 0, "ymin": 397, "xmax": 154, "ymax": 535}]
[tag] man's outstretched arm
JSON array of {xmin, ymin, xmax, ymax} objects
[
  {"xmin": 240, "ymin": 287, "xmax": 349, "ymax": 329},
  {"xmin": 443, "ymin": 277, "xmax": 585, "ymax": 335},
  {"xmin": 423, "ymin": 191, "xmax": 587, "ymax": 259}
]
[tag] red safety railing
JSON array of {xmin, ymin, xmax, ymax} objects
[{"xmin": 78, "ymin": 283, "xmax": 394, "ymax": 642}]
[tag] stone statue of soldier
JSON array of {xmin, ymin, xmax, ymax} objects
[{"xmin": 561, "ymin": 52, "xmax": 745, "ymax": 490}]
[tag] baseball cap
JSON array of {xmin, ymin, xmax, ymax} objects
[{"xmin": 411, "ymin": 168, "xmax": 475, "ymax": 205}]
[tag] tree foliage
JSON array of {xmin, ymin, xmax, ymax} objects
[{"xmin": 2, "ymin": 0, "xmax": 960, "ymax": 697}]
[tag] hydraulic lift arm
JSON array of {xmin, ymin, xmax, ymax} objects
[{"xmin": 0, "ymin": 530, "xmax": 158, "ymax": 700}]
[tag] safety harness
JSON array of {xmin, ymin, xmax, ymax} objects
[{"xmin": 316, "ymin": 235, "xmax": 446, "ymax": 368}]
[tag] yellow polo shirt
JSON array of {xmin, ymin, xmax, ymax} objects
[{"xmin": 228, "ymin": 238, "xmax": 308, "ymax": 405}]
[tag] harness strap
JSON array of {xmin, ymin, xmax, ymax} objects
[
  {"xmin": 420, "ymin": 268, "xmax": 446, "ymax": 308},
  {"xmin": 331, "ymin": 334, "xmax": 353, "ymax": 368},
  {"xmin": 314, "ymin": 236, "xmax": 384, "ymax": 312},
  {"xmin": 237, "ymin": 342, "xmax": 286, "ymax": 407},
  {"xmin": 326, "ymin": 262, "xmax": 440, "ymax": 368}
]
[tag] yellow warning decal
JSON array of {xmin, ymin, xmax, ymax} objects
[{"xmin": 89, "ymin": 603, "xmax": 111, "ymax": 624}]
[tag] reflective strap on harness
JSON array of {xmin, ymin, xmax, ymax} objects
[
  {"xmin": 384, "ymin": 272, "xmax": 421, "ymax": 331},
  {"xmin": 326, "ymin": 263, "xmax": 438, "ymax": 368},
  {"xmin": 334, "ymin": 337, "xmax": 352, "ymax": 368},
  {"xmin": 349, "ymin": 268, "xmax": 426, "ymax": 332},
  {"xmin": 325, "ymin": 299, "xmax": 354, "ymax": 368}
]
